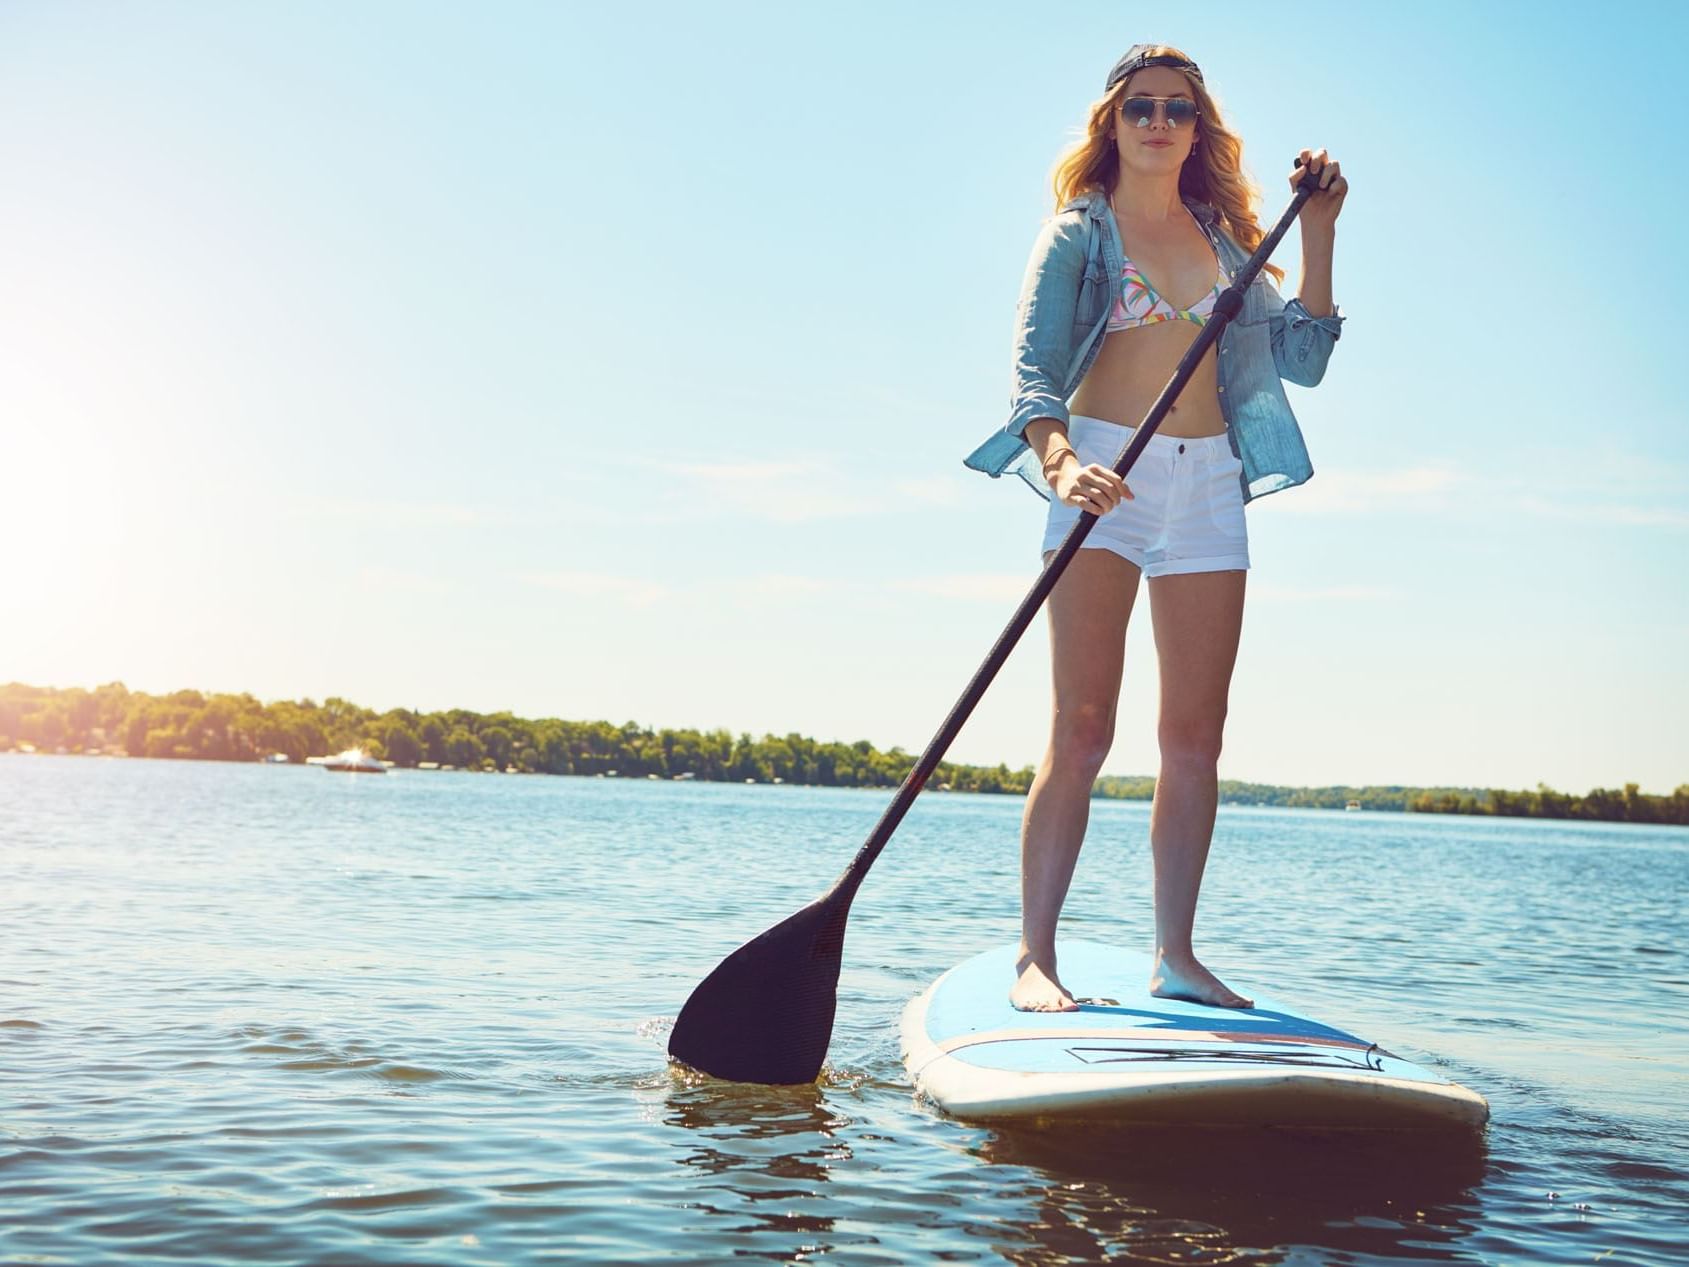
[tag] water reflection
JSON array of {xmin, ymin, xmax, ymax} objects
[
  {"xmin": 971, "ymin": 1122, "xmax": 1488, "ymax": 1265},
  {"xmin": 662, "ymin": 1080, "xmax": 855, "ymax": 1258}
]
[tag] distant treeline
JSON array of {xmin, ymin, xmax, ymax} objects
[
  {"xmin": 0, "ymin": 681, "xmax": 1010, "ymax": 791},
  {"xmin": 3, "ymin": 682, "xmax": 1685, "ymax": 826},
  {"xmin": 1099, "ymin": 776, "xmax": 1689, "ymax": 825}
]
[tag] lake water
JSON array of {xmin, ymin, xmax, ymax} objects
[{"xmin": 2, "ymin": 755, "xmax": 1686, "ymax": 1265}]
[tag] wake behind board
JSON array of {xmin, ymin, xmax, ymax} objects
[{"xmin": 901, "ymin": 940, "xmax": 1488, "ymax": 1130}]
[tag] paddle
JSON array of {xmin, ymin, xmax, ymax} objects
[{"xmin": 668, "ymin": 160, "xmax": 1330, "ymax": 1085}]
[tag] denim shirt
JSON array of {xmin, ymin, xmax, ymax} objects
[{"xmin": 963, "ymin": 188, "xmax": 1345, "ymax": 503}]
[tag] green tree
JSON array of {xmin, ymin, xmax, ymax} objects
[
  {"xmin": 419, "ymin": 716, "xmax": 446, "ymax": 764},
  {"xmin": 446, "ymin": 728, "xmax": 485, "ymax": 769},
  {"xmin": 384, "ymin": 724, "xmax": 422, "ymax": 767}
]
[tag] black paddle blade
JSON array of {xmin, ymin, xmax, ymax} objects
[{"xmin": 667, "ymin": 883, "xmax": 852, "ymax": 1085}]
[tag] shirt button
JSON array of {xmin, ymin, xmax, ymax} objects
[{"xmin": 1217, "ymin": 385, "xmax": 1226, "ymax": 393}]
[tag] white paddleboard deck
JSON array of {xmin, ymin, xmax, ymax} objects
[{"xmin": 901, "ymin": 940, "xmax": 1488, "ymax": 1129}]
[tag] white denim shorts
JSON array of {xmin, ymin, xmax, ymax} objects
[{"xmin": 1040, "ymin": 414, "xmax": 1250, "ymax": 577}]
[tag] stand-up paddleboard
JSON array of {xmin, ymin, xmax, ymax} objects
[{"xmin": 901, "ymin": 940, "xmax": 1488, "ymax": 1129}]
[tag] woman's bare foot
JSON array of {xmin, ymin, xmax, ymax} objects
[
  {"xmin": 1149, "ymin": 950, "xmax": 1254, "ymax": 1008},
  {"xmin": 1011, "ymin": 953, "xmax": 1080, "ymax": 1012}
]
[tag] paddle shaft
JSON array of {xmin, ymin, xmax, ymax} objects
[{"xmin": 833, "ymin": 165, "xmax": 1325, "ymax": 904}]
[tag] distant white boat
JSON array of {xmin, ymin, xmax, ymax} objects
[
  {"xmin": 673, "ymin": 772, "xmax": 695, "ymax": 781},
  {"xmin": 262, "ymin": 752, "xmax": 290, "ymax": 764},
  {"xmin": 1345, "ymin": 799, "xmax": 1362, "ymax": 811},
  {"xmin": 316, "ymin": 748, "xmax": 387, "ymax": 774}
]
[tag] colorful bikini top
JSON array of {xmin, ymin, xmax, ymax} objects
[
  {"xmin": 1106, "ymin": 210, "xmax": 1228, "ymax": 331},
  {"xmin": 1107, "ymin": 257, "xmax": 1224, "ymax": 331}
]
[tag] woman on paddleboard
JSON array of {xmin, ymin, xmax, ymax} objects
[{"xmin": 963, "ymin": 43, "xmax": 1349, "ymax": 1013}]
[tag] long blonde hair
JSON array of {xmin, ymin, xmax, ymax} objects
[{"xmin": 1049, "ymin": 45, "xmax": 1286, "ymax": 285}]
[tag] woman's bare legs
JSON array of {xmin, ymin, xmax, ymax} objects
[
  {"xmin": 1144, "ymin": 569, "xmax": 1253, "ymax": 1008},
  {"xmin": 1012, "ymin": 547, "xmax": 1142, "ymax": 1012}
]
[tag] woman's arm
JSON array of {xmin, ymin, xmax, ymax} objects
[
  {"xmin": 1298, "ymin": 225, "xmax": 1336, "ymax": 319},
  {"xmin": 1022, "ymin": 417, "xmax": 1075, "ymax": 477},
  {"xmin": 1269, "ymin": 146, "xmax": 1349, "ymax": 386},
  {"xmin": 986, "ymin": 212, "xmax": 1128, "ymax": 514},
  {"xmin": 1025, "ymin": 415, "xmax": 1130, "ymax": 514},
  {"xmin": 1006, "ymin": 216, "xmax": 1086, "ymax": 442}
]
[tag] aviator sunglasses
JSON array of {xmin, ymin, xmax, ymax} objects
[{"xmin": 1119, "ymin": 95, "xmax": 1200, "ymax": 128}]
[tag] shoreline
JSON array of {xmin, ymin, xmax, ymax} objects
[{"xmin": 5, "ymin": 742, "xmax": 1685, "ymax": 829}]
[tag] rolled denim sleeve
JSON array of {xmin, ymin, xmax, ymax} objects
[
  {"xmin": 1268, "ymin": 286, "xmax": 1345, "ymax": 388},
  {"xmin": 1005, "ymin": 214, "xmax": 1087, "ymax": 438}
]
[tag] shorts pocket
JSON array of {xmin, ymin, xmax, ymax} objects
[{"xmin": 1206, "ymin": 455, "xmax": 1248, "ymax": 540}]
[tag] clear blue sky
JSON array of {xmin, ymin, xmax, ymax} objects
[{"xmin": 3, "ymin": 1, "xmax": 1685, "ymax": 792}]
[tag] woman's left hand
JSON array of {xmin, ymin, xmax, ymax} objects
[{"xmin": 1290, "ymin": 148, "xmax": 1346, "ymax": 233}]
